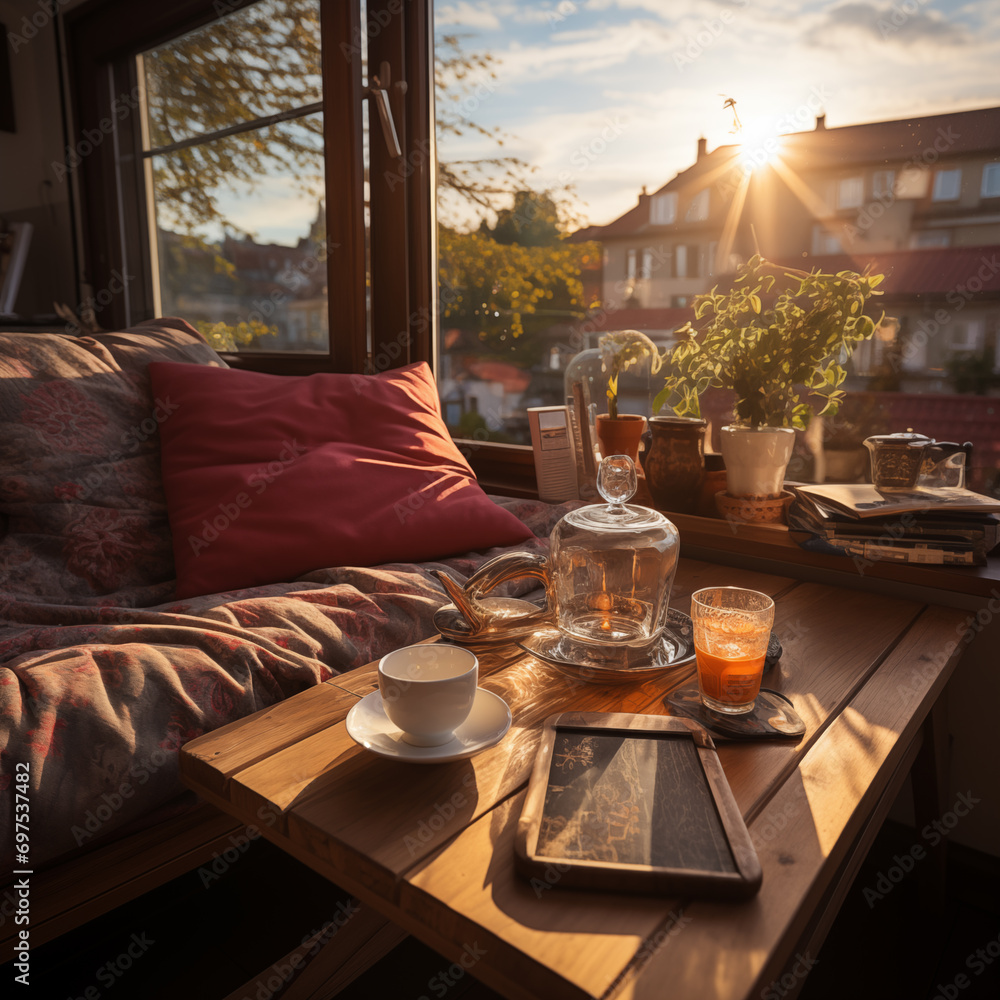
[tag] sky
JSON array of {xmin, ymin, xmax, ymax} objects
[{"xmin": 433, "ymin": 0, "xmax": 1000, "ymax": 230}]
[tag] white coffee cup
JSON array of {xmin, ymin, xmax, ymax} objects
[{"xmin": 377, "ymin": 644, "xmax": 479, "ymax": 747}]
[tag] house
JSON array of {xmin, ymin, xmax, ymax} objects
[{"xmin": 581, "ymin": 107, "xmax": 1000, "ymax": 391}]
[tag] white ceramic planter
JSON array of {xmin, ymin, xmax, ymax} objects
[{"xmin": 720, "ymin": 425, "xmax": 796, "ymax": 498}]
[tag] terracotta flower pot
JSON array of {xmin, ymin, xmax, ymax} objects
[{"xmin": 595, "ymin": 414, "xmax": 646, "ymax": 464}]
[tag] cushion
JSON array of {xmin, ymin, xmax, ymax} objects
[
  {"xmin": 148, "ymin": 361, "xmax": 533, "ymax": 598},
  {"xmin": 0, "ymin": 319, "xmax": 227, "ymax": 603}
]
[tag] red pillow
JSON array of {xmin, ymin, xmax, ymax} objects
[{"xmin": 148, "ymin": 361, "xmax": 532, "ymax": 598}]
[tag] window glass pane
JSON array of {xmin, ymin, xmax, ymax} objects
[
  {"xmin": 932, "ymin": 168, "xmax": 962, "ymax": 201},
  {"xmin": 142, "ymin": 0, "xmax": 322, "ymax": 149},
  {"xmin": 837, "ymin": 177, "xmax": 863, "ymax": 209},
  {"xmin": 685, "ymin": 189, "xmax": 709, "ymax": 221},
  {"xmin": 148, "ymin": 116, "xmax": 328, "ymax": 352},
  {"xmin": 982, "ymin": 163, "xmax": 1000, "ymax": 198},
  {"xmin": 139, "ymin": 0, "xmax": 335, "ymax": 354},
  {"xmin": 433, "ymin": 3, "xmax": 1000, "ymax": 494},
  {"xmin": 910, "ymin": 231, "xmax": 951, "ymax": 249},
  {"xmin": 651, "ymin": 192, "xmax": 677, "ymax": 225},
  {"xmin": 872, "ymin": 170, "xmax": 894, "ymax": 199}
]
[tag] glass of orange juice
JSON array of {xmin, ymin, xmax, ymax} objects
[{"xmin": 690, "ymin": 587, "xmax": 775, "ymax": 714}]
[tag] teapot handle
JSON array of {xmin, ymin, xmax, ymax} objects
[
  {"xmin": 433, "ymin": 552, "xmax": 553, "ymax": 642},
  {"xmin": 927, "ymin": 440, "xmax": 972, "ymax": 461},
  {"xmin": 462, "ymin": 550, "xmax": 551, "ymax": 597}
]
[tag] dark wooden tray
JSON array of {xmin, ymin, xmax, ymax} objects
[{"xmin": 514, "ymin": 711, "xmax": 762, "ymax": 899}]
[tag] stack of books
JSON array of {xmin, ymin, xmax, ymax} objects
[{"xmin": 788, "ymin": 483, "xmax": 1000, "ymax": 567}]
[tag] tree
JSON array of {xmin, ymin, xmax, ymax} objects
[
  {"xmin": 438, "ymin": 201, "xmax": 600, "ymax": 363},
  {"xmin": 144, "ymin": 11, "xmax": 554, "ymax": 236},
  {"xmin": 481, "ymin": 191, "xmax": 562, "ymax": 247},
  {"xmin": 144, "ymin": 0, "xmax": 324, "ymax": 237}
]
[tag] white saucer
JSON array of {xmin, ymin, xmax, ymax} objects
[{"xmin": 345, "ymin": 687, "xmax": 512, "ymax": 763}]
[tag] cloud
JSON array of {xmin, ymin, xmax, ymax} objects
[
  {"xmin": 804, "ymin": 2, "xmax": 970, "ymax": 48},
  {"xmin": 485, "ymin": 19, "xmax": 679, "ymax": 81},
  {"xmin": 436, "ymin": 1, "xmax": 508, "ymax": 31}
]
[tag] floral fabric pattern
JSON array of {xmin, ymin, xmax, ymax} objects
[
  {"xmin": 0, "ymin": 495, "xmax": 567, "ymax": 869},
  {"xmin": 0, "ymin": 319, "xmax": 225, "ymax": 603}
]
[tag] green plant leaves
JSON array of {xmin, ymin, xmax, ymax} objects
[{"xmin": 657, "ymin": 254, "xmax": 884, "ymax": 429}]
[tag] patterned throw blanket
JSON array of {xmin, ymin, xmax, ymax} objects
[{"xmin": 0, "ymin": 495, "xmax": 564, "ymax": 869}]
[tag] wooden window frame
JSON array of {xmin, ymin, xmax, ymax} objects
[
  {"xmin": 64, "ymin": 0, "xmax": 533, "ymax": 494},
  {"xmin": 64, "ymin": 0, "xmax": 433, "ymax": 377}
]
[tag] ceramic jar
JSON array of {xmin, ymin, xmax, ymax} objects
[
  {"xmin": 720, "ymin": 425, "xmax": 795, "ymax": 498},
  {"xmin": 641, "ymin": 416, "xmax": 707, "ymax": 514}
]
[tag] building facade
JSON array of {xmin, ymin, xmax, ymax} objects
[{"xmin": 579, "ymin": 106, "xmax": 1000, "ymax": 393}]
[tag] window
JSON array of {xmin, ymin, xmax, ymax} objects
[
  {"xmin": 812, "ymin": 225, "xmax": 842, "ymax": 255},
  {"xmin": 640, "ymin": 248, "xmax": 653, "ymax": 280},
  {"xmin": 66, "ymin": 0, "xmax": 432, "ymax": 375},
  {"xmin": 950, "ymin": 320, "xmax": 984, "ymax": 353},
  {"xmin": 837, "ymin": 176, "xmax": 864, "ymax": 209},
  {"xmin": 910, "ymin": 231, "xmax": 951, "ymax": 248},
  {"xmin": 685, "ymin": 189, "xmax": 709, "ymax": 222},
  {"xmin": 895, "ymin": 166, "xmax": 930, "ymax": 199},
  {"xmin": 933, "ymin": 168, "xmax": 962, "ymax": 201},
  {"xmin": 982, "ymin": 163, "xmax": 1000, "ymax": 198},
  {"xmin": 872, "ymin": 170, "xmax": 895, "ymax": 199},
  {"xmin": 650, "ymin": 191, "xmax": 677, "ymax": 225},
  {"xmin": 672, "ymin": 245, "xmax": 699, "ymax": 278},
  {"xmin": 63, "ymin": 0, "xmax": 1000, "ymax": 493},
  {"xmin": 673, "ymin": 245, "xmax": 687, "ymax": 278},
  {"xmin": 139, "ymin": 3, "xmax": 327, "ymax": 353}
]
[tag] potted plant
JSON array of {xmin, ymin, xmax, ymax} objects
[
  {"xmin": 653, "ymin": 255, "xmax": 884, "ymax": 512},
  {"xmin": 595, "ymin": 330, "xmax": 666, "ymax": 462}
]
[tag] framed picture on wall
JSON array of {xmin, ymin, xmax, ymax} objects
[{"xmin": 0, "ymin": 24, "xmax": 15, "ymax": 133}]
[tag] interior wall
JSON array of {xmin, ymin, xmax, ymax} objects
[{"xmin": 0, "ymin": 0, "xmax": 77, "ymax": 317}]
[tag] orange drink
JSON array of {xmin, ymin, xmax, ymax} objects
[{"xmin": 690, "ymin": 588, "xmax": 774, "ymax": 715}]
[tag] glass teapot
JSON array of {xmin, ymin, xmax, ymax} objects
[
  {"xmin": 434, "ymin": 456, "xmax": 680, "ymax": 656},
  {"xmin": 863, "ymin": 431, "xmax": 971, "ymax": 489}
]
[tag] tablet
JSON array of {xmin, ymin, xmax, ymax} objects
[{"xmin": 514, "ymin": 712, "xmax": 762, "ymax": 899}]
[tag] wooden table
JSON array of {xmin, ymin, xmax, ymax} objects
[{"xmin": 180, "ymin": 557, "xmax": 971, "ymax": 1000}]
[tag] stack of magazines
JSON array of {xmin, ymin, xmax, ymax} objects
[{"xmin": 788, "ymin": 484, "xmax": 1000, "ymax": 567}]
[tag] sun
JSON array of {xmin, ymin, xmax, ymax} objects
[{"xmin": 738, "ymin": 119, "xmax": 783, "ymax": 172}]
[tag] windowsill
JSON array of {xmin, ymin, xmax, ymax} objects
[
  {"xmin": 666, "ymin": 509, "xmax": 999, "ymax": 608},
  {"xmin": 468, "ymin": 444, "xmax": 1000, "ymax": 608}
]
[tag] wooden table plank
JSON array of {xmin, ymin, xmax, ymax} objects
[
  {"xmin": 221, "ymin": 564, "xmax": 798, "ymax": 881},
  {"xmin": 403, "ymin": 788, "xmax": 669, "ymax": 1000},
  {"xmin": 712, "ymin": 581, "xmax": 923, "ymax": 817},
  {"xmin": 179, "ymin": 679, "xmax": 361, "ymax": 799},
  {"xmin": 213, "ymin": 577, "xmax": 916, "ymax": 883}
]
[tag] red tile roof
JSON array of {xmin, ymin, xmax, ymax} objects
[
  {"xmin": 461, "ymin": 359, "xmax": 532, "ymax": 393},
  {"xmin": 777, "ymin": 245, "xmax": 1000, "ymax": 298}
]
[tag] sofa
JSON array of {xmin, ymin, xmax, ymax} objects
[{"xmin": 0, "ymin": 319, "xmax": 567, "ymax": 917}]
